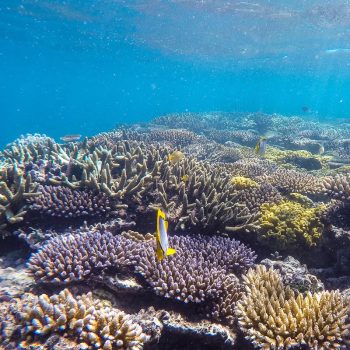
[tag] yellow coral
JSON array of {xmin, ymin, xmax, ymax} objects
[
  {"xmin": 288, "ymin": 192, "xmax": 314, "ymax": 207},
  {"xmin": 236, "ymin": 266, "xmax": 350, "ymax": 350},
  {"xmin": 259, "ymin": 200, "xmax": 326, "ymax": 249},
  {"xmin": 231, "ymin": 176, "xmax": 258, "ymax": 190},
  {"xmin": 264, "ymin": 147, "xmax": 331, "ymax": 169}
]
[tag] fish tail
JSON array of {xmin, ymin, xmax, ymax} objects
[{"xmin": 166, "ymin": 247, "xmax": 176, "ymax": 256}]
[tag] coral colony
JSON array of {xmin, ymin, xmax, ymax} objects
[{"xmin": 2, "ymin": 111, "xmax": 350, "ymax": 349}]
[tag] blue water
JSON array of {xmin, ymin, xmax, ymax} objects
[{"xmin": 2, "ymin": 0, "xmax": 350, "ymax": 146}]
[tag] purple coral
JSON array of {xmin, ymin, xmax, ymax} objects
[
  {"xmin": 29, "ymin": 185, "xmax": 115, "ymax": 218},
  {"xmin": 29, "ymin": 231, "xmax": 256, "ymax": 305},
  {"xmin": 28, "ymin": 231, "xmax": 139, "ymax": 282},
  {"xmin": 135, "ymin": 235, "xmax": 255, "ymax": 303}
]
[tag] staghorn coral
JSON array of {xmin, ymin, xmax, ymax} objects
[
  {"xmin": 147, "ymin": 129, "xmax": 201, "ymax": 147},
  {"xmin": 1, "ymin": 134, "xmax": 58, "ymax": 165},
  {"xmin": 206, "ymin": 129, "xmax": 258, "ymax": 146},
  {"xmin": 29, "ymin": 185, "xmax": 119, "ymax": 219},
  {"xmin": 236, "ymin": 265, "xmax": 350, "ymax": 350},
  {"xmin": 20, "ymin": 289, "xmax": 149, "ymax": 350},
  {"xmin": 235, "ymin": 183, "xmax": 283, "ymax": 212},
  {"xmin": 0, "ymin": 164, "xmax": 39, "ymax": 237},
  {"xmin": 152, "ymin": 157, "xmax": 260, "ymax": 234},
  {"xmin": 208, "ymin": 145, "xmax": 255, "ymax": 163},
  {"xmin": 259, "ymin": 200, "xmax": 326, "ymax": 249}
]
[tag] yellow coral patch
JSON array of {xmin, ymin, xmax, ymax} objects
[
  {"xmin": 259, "ymin": 200, "xmax": 326, "ymax": 249},
  {"xmin": 264, "ymin": 146, "xmax": 331, "ymax": 169},
  {"xmin": 231, "ymin": 176, "xmax": 258, "ymax": 190}
]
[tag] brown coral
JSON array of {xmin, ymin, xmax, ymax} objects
[
  {"xmin": 20, "ymin": 289, "xmax": 149, "ymax": 350},
  {"xmin": 236, "ymin": 265, "xmax": 350, "ymax": 350},
  {"xmin": 261, "ymin": 168, "xmax": 322, "ymax": 194},
  {"xmin": 322, "ymin": 173, "xmax": 350, "ymax": 200},
  {"xmin": 0, "ymin": 164, "xmax": 39, "ymax": 236}
]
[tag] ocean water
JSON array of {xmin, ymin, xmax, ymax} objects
[
  {"xmin": 3, "ymin": 2, "xmax": 350, "ymax": 350},
  {"xmin": 2, "ymin": 1, "xmax": 350, "ymax": 146}
]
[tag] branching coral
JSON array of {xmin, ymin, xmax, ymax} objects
[
  {"xmin": 1, "ymin": 134, "xmax": 58, "ymax": 164},
  {"xmin": 29, "ymin": 231, "xmax": 256, "ymax": 306},
  {"xmin": 236, "ymin": 266, "xmax": 350, "ymax": 350},
  {"xmin": 259, "ymin": 200, "xmax": 326, "ymax": 249},
  {"xmin": 235, "ymin": 183, "xmax": 283, "ymax": 212},
  {"xmin": 28, "ymin": 231, "xmax": 140, "ymax": 283},
  {"xmin": 206, "ymin": 274, "xmax": 243, "ymax": 326},
  {"xmin": 29, "ymin": 185, "xmax": 119, "ymax": 218},
  {"xmin": 0, "ymin": 164, "xmax": 39, "ymax": 237},
  {"xmin": 20, "ymin": 289, "xmax": 149, "ymax": 350},
  {"xmin": 261, "ymin": 168, "xmax": 322, "ymax": 194},
  {"xmin": 135, "ymin": 234, "xmax": 255, "ymax": 303},
  {"xmin": 322, "ymin": 173, "xmax": 350, "ymax": 200},
  {"xmin": 228, "ymin": 158, "xmax": 278, "ymax": 179}
]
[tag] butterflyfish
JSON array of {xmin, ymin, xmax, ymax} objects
[
  {"xmin": 181, "ymin": 174, "xmax": 189, "ymax": 182},
  {"xmin": 255, "ymin": 136, "xmax": 268, "ymax": 156},
  {"xmin": 168, "ymin": 151, "xmax": 184, "ymax": 164},
  {"xmin": 156, "ymin": 209, "xmax": 176, "ymax": 261}
]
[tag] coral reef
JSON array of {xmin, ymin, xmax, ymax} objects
[
  {"xmin": 323, "ymin": 173, "xmax": 350, "ymax": 200},
  {"xmin": 259, "ymin": 200, "xmax": 326, "ymax": 249},
  {"xmin": 3, "ymin": 112, "xmax": 350, "ymax": 349},
  {"xmin": 261, "ymin": 256, "xmax": 324, "ymax": 293},
  {"xmin": 28, "ymin": 231, "xmax": 140, "ymax": 283},
  {"xmin": 20, "ymin": 289, "xmax": 149, "ymax": 350},
  {"xmin": 29, "ymin": 231, "xmax": 256, "ymax": 292},
  {"xmin": 29, "ymin": 185, "xmax": 117, "ymax": 218},
  {"xmin": 230, "ymin": 176, "xmax": 258, "ymax": 190},
  {"xmin": 0, "ymin": 164, "xmax": 39, "ymax": 237},
  {"xmin": 262, "ymin": 168, "xmax": 322, "ymax": 194},
  {"xmin": 236, "ymin": 265, "xmax": 350, "ymax": 350}
]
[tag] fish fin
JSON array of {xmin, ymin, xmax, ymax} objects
[
  {"xmin": 255, "ymin": 143, "xmax": 260, "ymax": 154},
  {"xmin": 166, "ymin": 248, "xmax": 176, "ymax": 256},
  {"xmin": 156, "ymin": 241, "xmax": 164, "ymax": 261}
]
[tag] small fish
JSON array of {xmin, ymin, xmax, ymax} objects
[
  {"xmin": 318, "ymin": 144, "xmax": 325, "ymax": 155},
  {"xmin": 168, "ymin": 151, "xmax": 184, "ymax": 164},
  {"xmin": 156, "ymin": 209, "xmax": 176, "ymax": 261},
  {"xmin": 255, "ymin": 136, "xmax": 268, "ymax": 156},
  {"xmin": 181, "ymin": 174, "xmax": 189, "ymax": 182},
  {"xmin": 60, "ymin": 134, "xmax": 81, "ymax": 142},
  {"xmin": 302, "ymin": 106, "xmax": 310, "ymax": 112}
]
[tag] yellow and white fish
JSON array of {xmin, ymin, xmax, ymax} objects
[
  {"xmin": 156, "ymin": 209, "xmax": 176, "ymax": 261},
  {"xmin": 255, "ymin": 136, "xmax": 268, "ymax": 156},
  {"xmin": 168, "ymin": 151, "xmax": 184, "ymax": 164}
]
